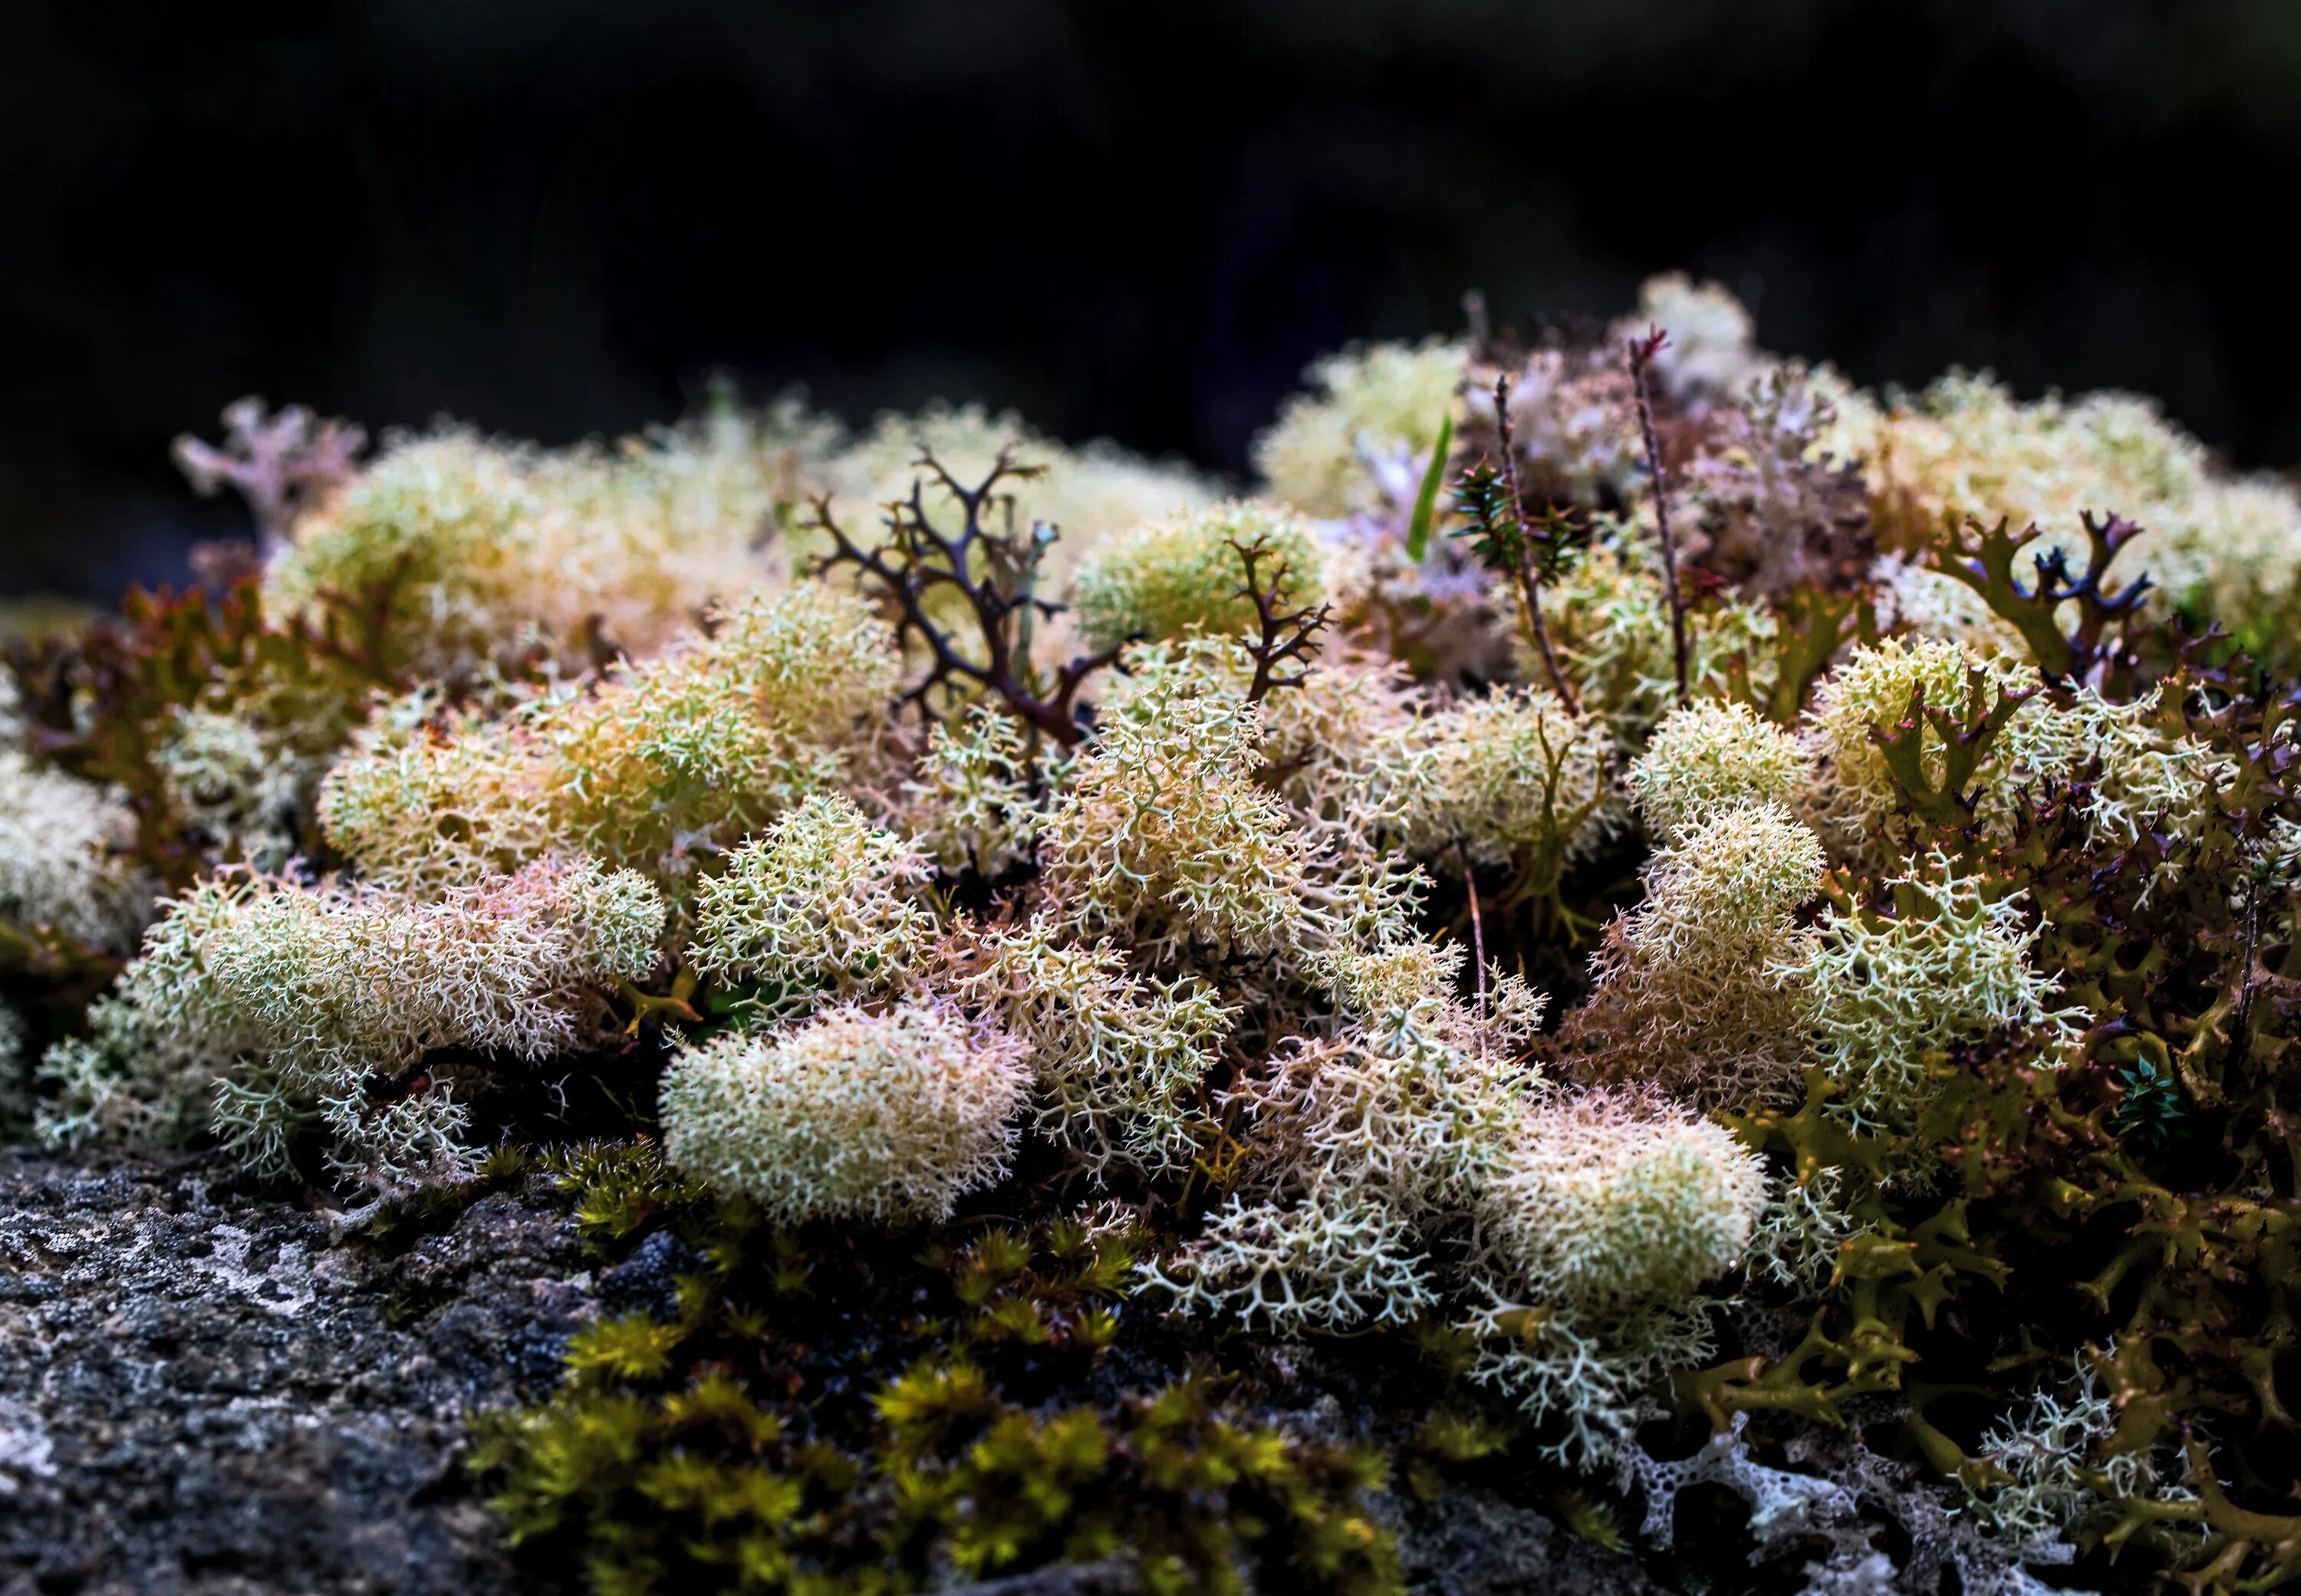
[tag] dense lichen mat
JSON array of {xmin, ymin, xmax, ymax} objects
[{"xmin": 9, "ymin": 275, "xmax": 2301, "ymax": 1591}]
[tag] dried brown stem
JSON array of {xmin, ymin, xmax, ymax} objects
[
  {"xmin": 1491, "ymin": 374, "xmax": 1579, "ymax": 712},
  {"xmin": 1627, "ymin": 331, "xmax": 1691, "ymax": 705},
  {"xmin": 1457, "ymin": 840, "xmax": 1488, "ymax": 1026}
]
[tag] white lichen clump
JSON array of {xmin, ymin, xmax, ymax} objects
[
  {"xmin": 690, "ymin": 795, "xmax": 930, "ymax": 1007},
  {"xmin": 1253, "ymin": 338, "xmax": 1466, "ymax": 518},
  {"xmin": 0, "ymin": 751, "xmax": 152, "ymax": 954},
  {"xmin": 1628, "ymin": 699, "xmax": 1812, "ymax": 844},
  {"xmin": 1070, "ymin": 499, "xmax": 1328, "ymax": 651},
  {"xmin": 658, "ymin": 1001, "xmax": 1031, "ymax": 1223},
  {"xmin": 44, "ymin": 857, "xmax": 663, "ymax": 1185},
  {"xmin": 1480, "ymin": 1091, "xmax": 1768, "ymax": 1315},
  {"xmin": 1039, "ymin": 644, "xmax": 1311, "ymax": 961},
  {"xmin": 1786, "ymin": 849, "xmax": 2076, "ymax": 1134}
]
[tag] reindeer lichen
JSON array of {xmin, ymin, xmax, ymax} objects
[
  {"xmin": 688, "ymin": 794, "xmax": 931, "ymax": 1010},
  {"xmin": 1071, "ymin": 499, "xmax": 1331, "ymax": 651},
  {"xmin": 20, "ymin": 271, "xmax": 2301, "ymax": 1595},
  {"xmin": 657, "ymin": 1000, "xmax": 1031, "ymax": 1224}
]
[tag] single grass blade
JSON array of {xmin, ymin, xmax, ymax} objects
[{"xmin": 1403, "ymin": 413, "xmax": 1455, "ymax": 563}]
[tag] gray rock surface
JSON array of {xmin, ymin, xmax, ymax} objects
[
  {"xmin": 0, "ymin": 1148, "xmax": 591, "ymax": 1596},
  {"xmin": 0, "ymin": 1147, "xmax": 1667, "ymax": 1596},
  {"xmin": 1398, "ymin": 1488, "xmax": 1664, "ymax": 1596}
]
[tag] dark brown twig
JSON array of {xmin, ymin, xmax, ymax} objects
[
  {"xmin": 2233, "ymin": 864, "xmax": 2264, "ymax": 1060},
  {"xmin": 809, "ymin": 447, "xmax": 1117, "ymax": 749},
  {"xmin": 1490, "ymin": 375, "xmax": 1579, "ymax": 712},
  {"xmin": 1626, "ymin": 330, "xmax": 1691, "ymax": 704},
  {"xmin": 1228, "ymin": 535, "xmax": 1333, "ymax": 704}
]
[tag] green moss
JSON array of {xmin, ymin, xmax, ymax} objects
[{"xmin": 469, "ymin": 1157, "xmax": 1402, "ymax": 1594}]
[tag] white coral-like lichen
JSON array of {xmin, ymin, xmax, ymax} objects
[
  {"xmin": 268, "ymin": 429, "xmax": 547, "ymax": 681},
  {"xmin": 1862, "ymin": 375, "xmax": 2188, "ymax": 608},
  {"xmin": 1039, "ymin": 643, "xmax": 1310, "ymax": 961},
  {"xmin": 36, "ymin": 874, "xmax": 270, "ymax": 1150},
  {"xmin": 1538, "ymin": 531, "xmax": 1779, "ymax": 733},
  {"xmin": 1114, "ymin": 633, "xmax": 1436, "ymax": 833},
  {"xmin": 1974, "ymin": 1367, "xmax": 2122, "ymax": 1545},
  {"xmin": 1804, "ymin": 636, "xmax": 2026, "ymax": 854},
  {"xmin": 1607, "ymin": 272, "xmax": 1769, "ymax": 402},
  {"xmin": 1479, "ymin": 1089, "xmax": 1768, "ymax": 1316},
  {"xmin": 1972, "ymin": 1362, "xmax": 2195, "ymax": 1550},
  {"xmin": 1743, "ymin": 1165, "xmax": 1871, "ymax": 1295},
  {"xmin": 899, "ymin": 706, "xmax": 1040, "ymax": 878},
  {"xmin": 1460, "ymin": 1292, "xmax": 1721, "ymax": 1466},
  {"xmin": 1069, "ymin": 499, "xmax": 1328, "ymax": 651},
  {"xmin": 1575, "ymin": 800, "xmax": 1824, "ymax": 1101},
  {"xmin": 0, "ymin": 749, "xmax": 153, "ymax": 955},
  {"xmin": 1236, "ymin": 936, "xmax": 1542, "ymax": 1214},
  {"xmin": 1615, "ymin": 801, "xmax": 1825, "ymax": 970},
  {"xmin": 537, "ymin": 584, "xmax": 900, "ymax": 877},
  {"xmin": 658, "ymin": 1000, "xmax": 1031, "ymax": 1224},
  {"xmin": 1252, "ymin": 338, "xmax": 1466, "ymax": 518},
  {"xmin": 318, "ymin": 693, "xmax": 559, "ymax": 893},
  {"xmin": 2065, "ymin": 685, "xmax": 2230, "ymax": 854},
  {"xmin": 1308, "ymin": 935, "xmax": 1546, "ymax": 1056},
  {"xmin": 1409, "ymin": 686, "xmax": 1618, "ymax": 873},
  {"xmin": 939, "ymin": 920, "xmax": 1233, "ymax": 1180},
  {"xmin": 199, "ymin": 858, "xmax": 663, "ymax": 1091},
  {"xmin": 45, "ymin": 274, "xmax": 2301, "ymax": 1544},
  {"xmin": 39, "ymin": 858, "xmax": 662, "ymax": 1188},
  {"xmin": 690, "ymin": 794, "xmax": 930, "ymax": 1007},
  {"xmin": 320, "ymin": 584, "xmax": 901, "ymax": 890},
  {"xmin": 1803, "ymin": 635, "xmax": 2214, "ymax": 864},
  {"xmin": 208, "ymin": 1068, "xmax": 314, "ymax": 1185},
  {"xmin": 1848, "ymin": 364, "xmax": 2301, "ymax": 671},
  {"xmin": 271, "ymin": 408, "xmax": 823, "ymax": 683},
  {"xmin": 153, "ymin": 706, "xmax": 308, "ymax": 873},
  {"xmin": 1628, "ymin": 699, "xmax": 1813, "ymax": 844},
  {"xmin": 1783, "ymin": 847, "xmax": 2076, "ymax": 1134},
  {"xmin": 1138, "ymin": 1188, "xmax": 1437, "ymax": 1333},
  {"xmin": 1874, "ymin": 552, "xmax": 2029, "ymax": 656},
  {"xmin": 1256, "ymin": 646, "xmax": 1437, "ymax": 824}
]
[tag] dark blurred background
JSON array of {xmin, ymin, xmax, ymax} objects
[{"xmin": 4, "ymin": 0, "xmax": 2298, "ymax": 599}]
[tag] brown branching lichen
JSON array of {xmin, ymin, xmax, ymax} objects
[{"xmin": 810, "ymin": 446, "xmax": 1121, "ymax": 749}]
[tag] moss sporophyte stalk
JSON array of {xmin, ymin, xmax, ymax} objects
[{"xmin": 15, "ymin": 270, "xmax": 2301, "ymax": 1591}]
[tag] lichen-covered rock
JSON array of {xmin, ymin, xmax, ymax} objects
[
  {"xmin": 0, "ymin": 1147, "xmax": 595, "ymax": 1596},
  {"xmin": 22, "ymin": 269, "xmax": 2301, "ymax": 1591},
  {"xmin": 0, "ymin": 1146, "xmax": 1677, "ymax": 1596}
]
